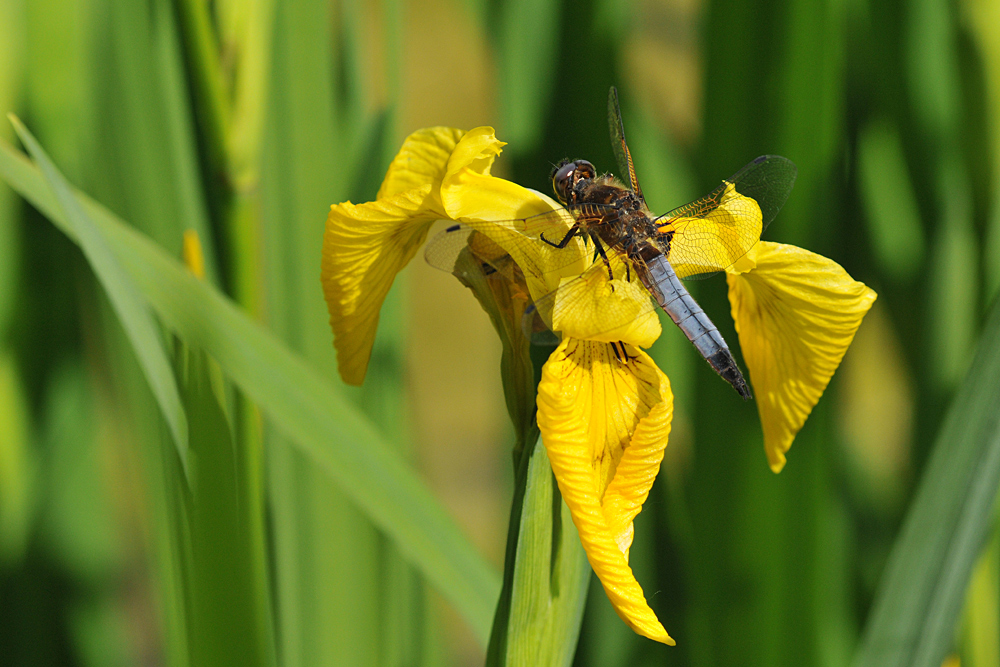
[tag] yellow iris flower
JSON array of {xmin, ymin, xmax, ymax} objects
[{"xmin": 321, "ymin": 126, "xmax": 875, "ymax": 645}]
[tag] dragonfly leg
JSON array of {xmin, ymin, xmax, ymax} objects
[
  {"xmin": 540, "ymin": 224, "xmax": 580, "ymax": 249},
  {"xmin": 589, "ymin": 232, "xmax": 615, "ymax": 282},
  {"xmin": 609, "ymin": 341, "xmax": 632, "ymax": 363}
]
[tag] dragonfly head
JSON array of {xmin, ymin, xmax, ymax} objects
[{"xmin": 552, "ymin": 159, "xmax": 596, "ymax": 205}]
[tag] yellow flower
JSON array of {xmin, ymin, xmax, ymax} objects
[
  {"xmin": 322, "ymin": 126, "xmax": 676, "ymax": 644},
  {"xmin": 727, "ymin": 242, "xmax": 877, "ymax": 472},
  {"xmin": 321, "ymin": 125, "xmax": 875, "ymax": 646},
  {"xmin": 321, "ymin": 126, "xmax": 464, "ymax": 385},
  {"xmin": 536, "ymin": 338, "xmax": 674, "ymax": 643}
]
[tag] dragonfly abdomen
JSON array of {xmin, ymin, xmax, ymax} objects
[{"xmin": 638, "ymin": 251, "xmax": 752, "ymax": 400}]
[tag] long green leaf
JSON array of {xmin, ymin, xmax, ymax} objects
[
  {"xmin": 498, "ymin": 437, "xmax": 589, "ymax": 667},
  {"xmin": 180, "ymin": 346, "xmax": 274, "ymax": 667},
  {"xmin": 0, "ymin": 137, "xmax": 501, "ymax": 643},
  {"xmin": 9, "ymin": 115, "xmax": 191, "ymax": 479},
  {"xmin": 497, "ymin": 0, "xmax": 560, "ymax": 151},
  {"xmin": 261, "ymin": 2, "xmax": 385, "ymax": 663},
  {"xmin": 853, "ymin": 298, "xmax": 1000, "ymax": 667}
]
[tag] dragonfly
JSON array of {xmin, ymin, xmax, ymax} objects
[{"xmin": 426, "ymin": 87, "xmax": 796, "ymax": 399}]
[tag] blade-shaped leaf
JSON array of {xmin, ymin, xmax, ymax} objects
[
  {"xmin": 0, "ymin": 136, "xmax": 501, "ymax": 643},
  {"xmin": 489, "ymin": 435, "xmax": 590, "ymax": 667},
  {"xmin": 853, "ymin": 298, "xmax": 1000, "ymax": 667},
  {"xmin": 9, "ymin": 115, "xmax": 191, "ymax": 479},
  {"xmin": 497, "ymin": 0, "xmax": 560, "ymax": 151},
  {"xmin": 180, "ymin": 345, "xmax": 274, "ymax": 667}
]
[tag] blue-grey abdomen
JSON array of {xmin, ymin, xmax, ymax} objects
[{"xmin": 639, "ymin": 252, "xmax": 752, "ymax": 399}]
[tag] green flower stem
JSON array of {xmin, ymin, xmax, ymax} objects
[
  {"xmin": 486, "ymin": 432, "xmax": 590, "ymax": 667},
  {"xmin": 174, "ymin": 0, "xmax": 230, "ymax": 172},
  {"xmin": 170, "ymin": 5, "xmax": 274, "ymax": 663}
]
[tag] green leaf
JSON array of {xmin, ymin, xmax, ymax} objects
[
  {"xmin": 501, "ymin": 437, "xmax": 589, "ymax": 667},
  {"xmin": 261, "ymin": 3, "xmax": 395, "ymax": 664},
  {"xmin": 857, "ymin": 120, "xmax": 926, "ymax": 283},
  {"xmin": 497, "ymin": 0, "xmax": 560, "ymax": 151},
  {"xmin": 179, "ymin": 346, "xmax": 274, "ymax": 667},
  {"xmin": 853, "ymin": 297, "xmax": 1000, "ymax": 667},
  {"xmin": 9, "ymin": 114, "xmax": 191, "ymax": 479},
  {"xmin": 0, "ymin": 136, "xmax": 502, "ymax": 643}
]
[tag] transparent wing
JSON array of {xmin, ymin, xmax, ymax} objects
[
  {"xmin": 425, "ymin": 223, "xmax": 521, "ymax": 280},
  {"xmin": 658, "ymin": 155, "xmax": 797, "ymax": 280},
  {"xmin": 426, "ymin": 223, "xmax": 659, "ymax": 343},
  {"xmin": 607, "ymin": 86, "xmax": 645, "ymax": 202},
  {"xmin": 424, "ymin": 224, "xmax": 655, "ymax": 343},
  {"xmin": 526, "ymin": 252, "xmax": 660, "ymax": 342},
  {"xmin": 424, "ymin": 202, "xmax": 621, "ymax": 283}
]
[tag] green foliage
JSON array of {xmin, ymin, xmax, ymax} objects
[
  {"xmin": 488, "ymin": 436, "xmax": 589, "ymax": 667},
  {"xmin": 0, "ymin": 138, "xmax": 501, "ymax": 644},
  {"xmin": 2, "ymin": 0, "xmax": 1000, "ymax": 665},
  {"xmin": 854, "ymin": 298, "xmax": 1000, "ymax": 667},
  {"xmin": 11, "ymin": 115, "xmax": 191, "ymax": 479}
]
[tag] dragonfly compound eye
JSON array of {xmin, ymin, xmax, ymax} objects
[{"xmin": 552, "ymin": 161, "xmax": 577, "ymax": 203}]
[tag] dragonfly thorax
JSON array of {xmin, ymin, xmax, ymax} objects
[{"xmin": 572, "ymin": 175, "xmax": 661, "ymax": 258}]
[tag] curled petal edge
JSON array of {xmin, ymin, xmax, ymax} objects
[{"xmin": 537, "ymin": 338, "xmax": 675, "ymax": 645}]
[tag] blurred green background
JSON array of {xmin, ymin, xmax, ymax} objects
[{"xmin": 1, "ymin": 0, "xmax": 1000, "ymax": 665}]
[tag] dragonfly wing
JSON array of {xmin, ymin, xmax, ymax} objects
[
  {"xmin": 428, "ymin": 223, "xmax": 660, "ymax": 344},
  {"xmin": 528, "ymin": 252, "xmax": 660, "ymax": 343},
  {"xmin": 722, "ymin": 155, "xmax": 798, "ymax": 232},
  {"xmin": 608, "ymin": 86, "xmax": 645, "ymax": 203},
  {"xmin": 659, "ymin": 155, "xmax": 797, "ymax": 280},
  {"xmin": 423, "ymin": 201, "xmax": 627, "ymax": 293},
  {"xmin": 424, "ymin": 223, "xmax": 515, "ymax": 276}
]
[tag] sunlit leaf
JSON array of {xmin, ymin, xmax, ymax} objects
[
  {"xmin": 0, "ymin": 137, "xmax": 501, "ymax": 643},
  {"xmin": 10, "ymin": 115, "xmax": 191, "ymax": 479},
  {"xmin": 853, "ymin": 298, "xmax": 1000, "ymax": 667}
]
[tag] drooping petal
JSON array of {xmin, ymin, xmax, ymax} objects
[
  {"xmin": 727, "ymin": 242, "xmax": 877, "ymax": 472},
  {"xmin": 322, "ymin": 187, "xmax": 443, "ymax": 384},
  {"xmin": 322, "ymin": 127, "xmax": 469, "ymax": 385},
  {"xmin": 537, "ymin": 338, "xmax": 675, "ymax": 645}
]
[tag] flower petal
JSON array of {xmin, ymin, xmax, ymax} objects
[
  {"xmin": 547, "ymin": 253, "xmax": 662, "ymax": 348},
  {"xmin": 377, "ymin": 127, "xmax": 466, "ymax": 199},
  {"xmin": 668, "ymin": 183, "xmax": 763, "ymax": 279},
  {"xmin": 321, "ymin": 186, "xmax": 442, "ymax": 385},
  {"xmin": 323, "ymin": 126, "xmax": 470, "ymax": 385},
  {"xmin": 727, "ymin": 242, "xmax": 877, "ymax": 472},
  {"xmin": 537, "ymin": 338, "xmax": 675, "ymax": 645},
  {"xmin": 727, "ymin": 238, "xmax": 760, "ymax": 276},
  {"xmin": 439, "ymin": 128, "xmax": 587, "ymax": 298},
  {"xmin": 182, "ymin": 229, "xmax": 206, "ymax": 280}
]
